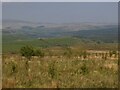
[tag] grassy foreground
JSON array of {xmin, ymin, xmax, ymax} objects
[{"xmin": 2, "ymin": 53, "xmax": 118, "ymax": 88}]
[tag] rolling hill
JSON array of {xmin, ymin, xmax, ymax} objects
[
  {"xmin": 2, "ymin": 20, "xmax": 118, "ymax": 52},
  {"xmin": 3, "ymin": 20, "xmax": 118, "ymax": 42}
]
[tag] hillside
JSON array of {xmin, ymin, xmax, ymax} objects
[
  {"xmin": 3, "ymin": 20, "xmax": 118, "ymax": 42},
  {"xmin": 2, "ymin": 20, "xmax": 118, "ymax": 53}
]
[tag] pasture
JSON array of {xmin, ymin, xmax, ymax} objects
[{"xmin": 2, "ymin": 48, "xmax": 118, "ymax": 88}]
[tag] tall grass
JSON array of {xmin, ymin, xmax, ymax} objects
[{"xmin": 2, "ymin": 52, "xmax": 118, "ymax": 88}]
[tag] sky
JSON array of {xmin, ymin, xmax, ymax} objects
[
  {"xmin": 2, "ymin": 2, "xmax": 118, "ymax": 23},
  {"xmin": 1, "ymin": 0, "xmax": 119, "ymax": 2}
]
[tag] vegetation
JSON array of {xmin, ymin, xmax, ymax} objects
[
  {"xmin": 34, "ymin": 48, "xmax": 44, "ymax": 58},
  {"xmin": 2, "ymin": 25, "xmax": 118, "ymax": 88},
  {"xmin": 2, "ymin": 45, "xmax": 118, "ymax": 88},
  {"xmin": 20, "ymin": 46, "xmax": 45, "ymax": 60},
  {"xmin": 20, "ymin": 46, "xmax": 34, "ymax": 60},
  {"xmin": 2, "ymin": 37, "xmax": 118, "ymax": 53}
]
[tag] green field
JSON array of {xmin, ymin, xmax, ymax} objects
[{"xmin": 3, "ymin": 36, "xmax": 118, "ymax": 53}]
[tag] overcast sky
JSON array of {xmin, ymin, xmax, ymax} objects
[{"xmin": 2, "ymin": 2, "xmax": 118, "ymax": 23}]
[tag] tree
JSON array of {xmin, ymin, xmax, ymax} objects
[{"xmin": 20, "ymin": 45, "xmax": 34, "ymax": 60}]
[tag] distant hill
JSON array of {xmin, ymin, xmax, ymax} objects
[
  {"xmin": 3, "ymin": 20, "xmax": 118, "ymax": 43},
  {"xmin": 71, "ymin": 26, "xmax": 118, "ymax": 43}
]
